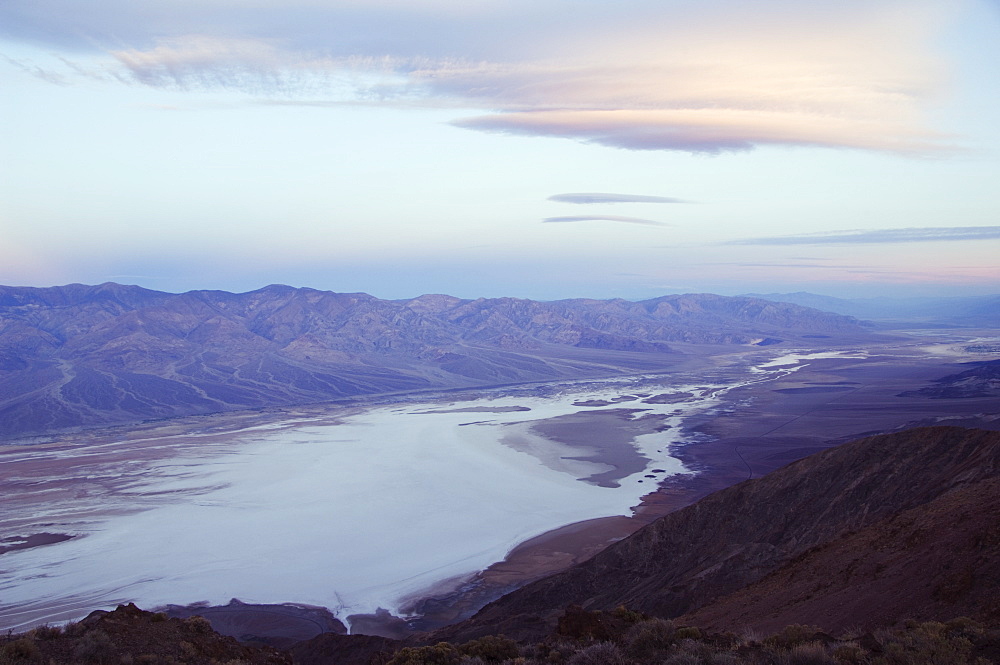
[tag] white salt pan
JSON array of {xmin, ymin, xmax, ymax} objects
[{"xmin": 0, "ymin": 354, "xmax": 845, "ymax": 631}]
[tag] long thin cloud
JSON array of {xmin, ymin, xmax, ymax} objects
[
  {"xmin": 543, "ymin": 215, "xmax": 669, "ymax": 226},
  {"xmin": 3, "ymin": 0, "xmax": 959, "ymax": 155},
  {"xmin": 725, "ymin": 226, "xmax": 1000, "ymax": 246},
  {"xmin": 548, "ymin": 193, "xmax": 690, "ymax": 205}
]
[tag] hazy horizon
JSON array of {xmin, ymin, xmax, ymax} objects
[
  {"xmin": 3, "ymin": 1, "xmax": 999, "ymax": 301},
  {"xmin": 3, "ymin": 280, "xmax": 1000, "ymax": 304}
]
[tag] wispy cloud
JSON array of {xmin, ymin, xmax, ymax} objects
[
  {"xmin": 548, "ymin": 193, "xmax": 690, "ymax": 205},
  {"xmin": 725, "ymin": 226, "xmax": 1000, "ymax": 246},
  {"xmin": 723, "ymin": 262, "xmax": 859, "ymax": 269},
  {"xmin": 2, "ymin": 54, "xmax": 70, "ymax": 85},
  {"xmin": 542, "ymin": 215, "xmax": 669, "ymax": 226},
  {"xmin": 2, "ymin": 0, "xmax": 959, "ymax": 155}
]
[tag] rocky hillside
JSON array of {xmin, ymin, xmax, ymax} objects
[
  {"xmin": 681, "ymin": 474, "xmax": 1000, "ymax": 635},
  {"xmin": 0, "ymin": 603, "xmax": 289, "ymax": 665},
  {"xmin": 0, "ymin": 283, "xmax": 872, "ymax": 437},
  {"xmin": 430, "ymin": 426, "xmax": 1000, "ymax": 643}
]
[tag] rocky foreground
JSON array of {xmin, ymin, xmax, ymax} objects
[{"xmin": 6, "ymin": 603, "xmax": 999, "ymax": 665}]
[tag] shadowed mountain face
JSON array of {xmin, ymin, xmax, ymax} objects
[
  {"xmin": 0, "ymin": 283, "xmax": 872, "ymax": 438},
  {"xmin": 430, "ymin": 426, "xmax": 1000, "ymax": 643},
  {"xmin": 681, "ymin": 474, "xmax": 1000, "ymax": 635}
]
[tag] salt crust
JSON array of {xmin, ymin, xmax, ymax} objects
[{"xmin": 0, "ymin": 351, "xmax": 862, "ymax": 631}]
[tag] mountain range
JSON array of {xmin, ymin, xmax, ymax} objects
[
  {"xmin": 0, "ymin": 283, "xmax": 874, "ymax": 438},
  {"xmin": 746, "ymin": 291, "xmax": 1000, "ymax": 326}
]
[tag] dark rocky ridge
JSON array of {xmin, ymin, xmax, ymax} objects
[
  {"xmin": 0, "ymin": 283, "xmax": 873, "ymax": 438},
  {"xmin": 428, "ymin": 426, "xmax": 1000, "ymax": 643},
  {"xmin": 0, "ymin": 603, "xmax": 289, "ymax": 665},
  {"xmin": 681, "ymin": 475, "xmax": 1000, "ymax": 634}
]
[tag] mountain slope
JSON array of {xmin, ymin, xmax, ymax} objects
[
  {"xmin": 0, "ymin": 284, "xmax": 873, "ymax": 438},
  {"xmin": 431, "ymin": 426, "xmax": 1000, "ymax": 643},
  {"xmin": 680, "ymin": 475, "xmax": 1000, "ymax": 634}
]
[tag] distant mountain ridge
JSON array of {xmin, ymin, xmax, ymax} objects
[
  {"xmin": 745, "ymin": 291, "xmax": 1000, "ymax": 326},
  {"xmin": 0, "ymin": 283, "xmax": 873, "ymax": 438}
]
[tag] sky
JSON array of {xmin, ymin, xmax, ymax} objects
[{"xmin": 2, "ymin": 0, "xmax": 999, "ymax": 301}]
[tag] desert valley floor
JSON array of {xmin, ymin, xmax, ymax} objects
[{"xmin": 1, "ymin": 328, "xmax": 998, "ymax": 639}]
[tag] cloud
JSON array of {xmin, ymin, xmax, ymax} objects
[
  {"xmin": 452, "ymin": 108, "xmax": 947, "ymax": 155},
  {"xmin": 110, "ymin": 36, "xmax": 399, "ymax": 96},
  {"xmin": 3, "ymin": 0, "xmax": 960, "ymax": 155},
  {"xmin": 726, "ymin": 262, "xmax": 858, "ymax": 269},
  {"xmin": 432, "ymin": 2, "xmax": 956, "ymax": 154},
  {"xmin": 548, "ymin": 193, "xmax": 690, "ymax": 204},
  {"xmin": 1, "ymin": 53, "xmax": 70, "ymax": 85},
  {"xmin": 542, "ymin": 215, "xmax": 669, "ymax": 226},
  {"xmin": 725, "ymin": 226, "xmax": 1000, "ymax": 246}
]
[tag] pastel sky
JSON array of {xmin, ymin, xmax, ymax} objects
[{"xmin": 2, "ymin": 0, "xmax": 999, "ymax": 300}]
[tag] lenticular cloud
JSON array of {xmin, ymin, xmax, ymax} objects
[
  {"xmin": 542, "ymin": 215, "xmax": 669, "ymax": 226},
  {"xmin": 726, "ymin": 226, "xmax": 1000, "ymax": 245},
  {"xmin": 88, "ymin": 1, "xmax": 958, "ymax": 155},
  {"xmin": 548, "ymin": 193, "xmax": 690, "ymax": 205}
]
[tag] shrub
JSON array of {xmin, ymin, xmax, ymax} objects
[
  {"xmin": 1, "ymin": 638, "xmax": 41, "ymax": 663},
  {"xmin": 26, "ymin": 625, "xmax": 61, "ymax": 641},
  {"xmin": 388, "ymin": 643, "xmax": 462, "ymax": 665},
  {"xmin": 73, "ymin": 630, "xmax": 115, "ymax": 664},
  {"xmin": 460, "ymin": 636, "xmax": 520, "ymax": 663},
  {"xmin": 610, "ymin": 606, "xmax": 645, "ymax": 625},
  {"xmin": 661, "ymin": 654, "xmax": 700, "ymax": 665},
  {"xmin": 738, "ymin": 627, "xmax": 763, "ymax": 646},
  {"xmin": 566, "ymin": 642, "xmax": 627, "ymax": 665},
  {"xmin": 781, "ymin": 642, "xmax": 837, "ymax": 665},
  {"xmin": 529, "ymin": 640, "xmax": 577, "ymax": 665},
  {"xmin": 674, "ymin": 627, "xmax": 702, "ymax": 641},
  {"xmin": 830, "ymin": 643, "xmax": 864, "ymax": 663},
  {"xmin": 63, "ymin": 622, "xmax": 85, "ymax": 638},
  {"xmin": 705, "ymin": 653, "xmax": 741, "ymax": 665},
  {"xmin": 184, "ymin": 616, "xmax": 213, "ymax": 635},
  {"xmin": 766, "ymin": 625, "xmax": 827, "ymax": 650},
  {"xmin": 875, "ymin": 621, "xmax": 984, "ymax": 665},
  {"xmin": 623, "ymin": 618, "xmax": 676, "ymax": 661}
]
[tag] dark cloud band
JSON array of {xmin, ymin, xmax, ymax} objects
[
  {"xmin": 725, "ymin": 226, "xmax": 1000, "ymax": 246},
  {"xmin": 548, "ymin": 193, "xmax": 690, "ymax": 205},
  {"xmin": 542, "ymin": 215, "xmax": 669, "ymax": 226}
]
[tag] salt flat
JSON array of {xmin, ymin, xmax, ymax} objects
[{"xmin": 0, "ymin": 351, "xmax": 866, "ymax": 632}]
